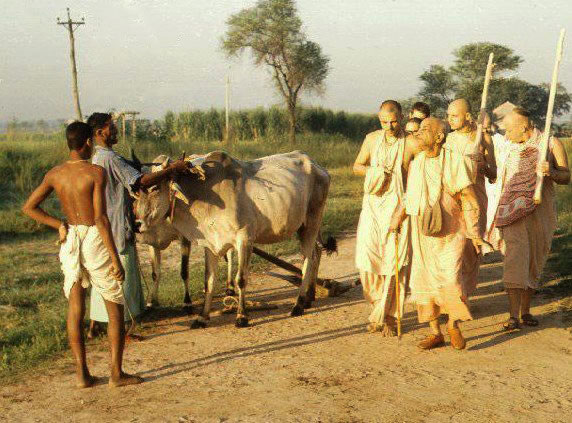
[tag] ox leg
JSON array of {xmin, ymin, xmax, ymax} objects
[
  {"xmin": 180, "ymin": 238, "xmax": 192, "ymax": 312},
  {"xmin": 234, "ymin": 241, "xmax": 252, "ymax": 328},
  {"xmin": 147, "ymin": 246, "xmax": 161, "ymax": 308},
  {"xmin": 225, "ymin": 249, "xmax": 236, "ymax": 297},
  {"xmin": 303, "ymin": 245, "xmax": 321, "ymax": 309},
  {"xmin": 191, "ymin": 248, "xmax": 217, "ymax": 329},
  {"xmin": 291, "ymin": 244, "xmax": 321, "ymax": 317}
]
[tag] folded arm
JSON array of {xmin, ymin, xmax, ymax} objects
[{"xmin": 21, "ymin": 173, "xmax": 62, "ymax": 231}]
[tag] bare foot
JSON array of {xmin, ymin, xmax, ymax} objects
[
  {"xmin": 109, "ymin": 372, "xmax": 144, "ymax": 388},
  {"xmin": 125, "ymin": 334, "xmax": 145, "ymax": 342},
  {"xmin": 366, "ymin": 322, "xmax": 382, "ymax": 333},
  {"xmin": 76, "ymin": 374, "xmax": 100, "ymax": 389},
  {"xmin": 380, "ymin": 324, "xmax": 397, "ymax": 337}
]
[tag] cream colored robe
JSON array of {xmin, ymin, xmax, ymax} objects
[
  {"xmin": 486, "ymin": 130, "xmax": 557, "ymax": 290},
  {"xmin": 406, "ymin": 149, "xmax": 479, "ymax": 323},
  {"xmin": 445, "ymin": 131, "xmax": 487, "ymax": 237},
  {"xmin": 59, "ymin": 225, "xmax": 124, "ymax": 304},
  {"xmin": 355, "ymin": 130, "xmax": 409, "ymax": 324}
]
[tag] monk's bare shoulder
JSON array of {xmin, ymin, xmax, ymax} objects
[{"xmin": 361, "ymin": 129, "xmax": 383, "ymax": 149}]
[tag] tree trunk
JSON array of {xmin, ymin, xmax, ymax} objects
[{"xmin": 288, "ymin": 104, "xmax": 297, "ymax": 144}]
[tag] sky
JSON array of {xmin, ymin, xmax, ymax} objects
[{"xmin": 1, "ymin": 0, "xmax": 571, "ymax": 122}]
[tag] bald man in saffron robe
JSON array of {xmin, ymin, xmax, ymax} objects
[
  {"xmin": 487, "ymin": 107, "xmax": 570, "ymax": 330},
  {"xmin": 392, "ymin": 117, "xmax": 485, "ymax": 350},
  {"xmin": 354, "ymin": 100, "xmax": 410, "ymax": 337}
]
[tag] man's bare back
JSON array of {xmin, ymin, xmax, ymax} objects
[
  {"xmin": 22, "ymin": 121, "xmax": 143, "ymax": 388},
  {"xmin": 44, "ymin": 161, "xmax": 104, "ymax": 226}
]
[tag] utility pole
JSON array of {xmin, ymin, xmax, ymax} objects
[
  {"xmin": 57, "ymin": 8, "xmax": 85, "ymax": 122},
  {"xmin": 225, "ymin": 72, "xmax": 230, "ymax": 142}
]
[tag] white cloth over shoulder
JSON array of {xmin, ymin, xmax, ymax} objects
[
  {"xmin": 59, "ymin": 225, "xmax": 124, "ymax": 304},
  {"xmin": 356, "ymin": 130, "xmax": 409, "ymax": 275}
]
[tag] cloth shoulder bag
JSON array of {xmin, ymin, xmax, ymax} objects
[{"xmin": 420, "ymin": 153, "xmax": 445, "ymax": 236}]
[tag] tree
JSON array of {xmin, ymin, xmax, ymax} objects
[
  {"xmin": 417, "ymin": 42, "xmax": 571, "ymax": 126},
  {"xmin": 221, "ymin": 0, "xmax": 329, "ymax": 144},
  {"xmin": 418, "ymin": 65, "xmax": 457, "ymax": 117}
]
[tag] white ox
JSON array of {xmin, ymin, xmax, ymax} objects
[
  {"xmin": 136, "ymin": 206, "xmax": 235, "ymax": 311},
  {"xmin": 133, "ymin": 150, "xmax": 335, "ymax": 328}
]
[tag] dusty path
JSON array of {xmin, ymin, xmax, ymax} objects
[{"xmin": 1, "ymin": 235, "xmax": 571, "ymax": 423}]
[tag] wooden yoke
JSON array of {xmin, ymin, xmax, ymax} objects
[
  {"xmin": 534, "ymin": 29, "xmax": 566, "ymax": 205},
  {"xmin": 474, "ymin": 53, "xmax": 495, "ymax": 150}
]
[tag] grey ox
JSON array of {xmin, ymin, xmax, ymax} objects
[
  {"xmin": 132, "ymin": 150, "xmax": 335, "ymax": 328},
  {"xmin": 136, "ymin": 223, "xmax": 234, "ymax": 310}
]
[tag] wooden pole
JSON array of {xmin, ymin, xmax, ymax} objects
[
  {"xmin": 394, "ymin": 234, "xmax": 402, "ymax": 339},
  {"xmin": 474, "ymin": 53, "xmax": 495, "ymax": 148},
  {"xmin": 122, "ymin": 114, "xmax": 126, "ymax": 143},
  {"xmin": 57, "ymin": 8, "xmax": 85, "ymax": 122},
  {"xmin": 534, "ymin": 29, "xmax": 566, "ymax": 205},
  {"xmin": 132, "ymin": 116, "xmax": 137, "ymax": 141},
  {"xmin": 225, "ymin": 73, "xmax": 230, "ymax": 142}
]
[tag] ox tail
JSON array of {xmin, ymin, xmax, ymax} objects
[{"xmin": 318, "ymin": 233, "xmax": 338, "ymax": 256}]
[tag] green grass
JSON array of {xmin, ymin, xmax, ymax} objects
[
  {"xmin": 0, "ymin": 132, "xmax": 362, "ymax": 380},
  {"xmin": 1, "ymin": 133, "xmax": 571, "ymax": 382}
]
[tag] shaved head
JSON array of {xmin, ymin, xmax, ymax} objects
[
  {"xmin": 503, "ymin": 107, "xmax": 533, "ymax": 143},
  {"xmin": 447, "ymin": 98, "xmax": 473, "ymax": 131},
  {"xmin": 417, "ymin": 117, "xmax": 448, "ymax": 156},
  {"xmin": 378, "ymin": 100, "xmax": 403, "ymax": 137},
  {"xmin": 380, "ymin": 99, "xmax": 402, "ymax": 115},
  {"xmin": 449, "ymin": 98, "xmax": 471, "ymax": 114}
]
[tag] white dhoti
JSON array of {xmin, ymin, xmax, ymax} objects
[
  {"xmin": 355, "ymin": 130, "xmax": 409, "ymax": 325},
  {"xmin": 59, "ymin": 225, "xmax": 124, "ymax": 304}
]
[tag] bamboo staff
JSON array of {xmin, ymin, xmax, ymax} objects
[
  {"xmin": 394, "ymin": 233, "xmax": 402, "ymax": 339},
  {"xmin": 534, "ymin": 29, "xmax": 566, "ymax": 205},
  {"xmin": 474, "ymin": 53, "xmax": 495, "ymax": 148}
]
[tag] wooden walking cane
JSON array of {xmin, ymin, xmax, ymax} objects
[
  {"xmin": 534, "ymin": 29, "xmax": 566, "ymax": 205},
  {"xmin": 394, "ymin": 232, "xmax": 402, "ymax": 339},
  {"xmin": 474, "ymin": 52, "xmax": 495, "ymax": 149}
]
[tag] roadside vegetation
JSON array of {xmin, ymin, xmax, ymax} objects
[{"xmin": 1, "ymin": 126, "xmax": 570, "ymax": 382}]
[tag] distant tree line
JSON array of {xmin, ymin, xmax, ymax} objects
[{"xmin": 407, "ymin": 42, "xmax": 571, "ymax": 128}]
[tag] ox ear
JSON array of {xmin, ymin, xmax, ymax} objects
[{"xmin": 161, "ymin": 157, "xmax": 170, "ymax": 170}]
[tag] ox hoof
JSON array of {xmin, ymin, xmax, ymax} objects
[
  {"xmin": 235, "ymin": 316, "xmax": 249, "ymax": 328},
  {"xmin": 290, "ymin": 305, "xmax": 305, "ymax": 317},
  {"xmin": 190, "ymin": 319, "xmax": 207, "ymax": 329},
  {"xmin": 303, "ymin": 299, "xmax": 313, "ymax": 309},
  {"xmin": 225, "ymin": 288, "xmax": 236, "ymax": 297},
  {"xmin": 183, "ymin": 304, "xmax": 194, "ymax": 315}
]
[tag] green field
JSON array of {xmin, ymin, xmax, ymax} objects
[
  {"xmin": 0, "ymin": 132, "xmax": 363, "ymax": 380},
  {"xmin": 1, "ymin": 131, "xmax": 571, "ymax": 381}
]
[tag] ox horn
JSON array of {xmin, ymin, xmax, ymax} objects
[{"xmin": 130, "ymin": 148, "xmax": 143, "ymax": 172}]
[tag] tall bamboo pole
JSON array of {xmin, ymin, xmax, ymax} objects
[{"xmin": 534, "ymin": 29, "xmax": 566, "ymax": 205}]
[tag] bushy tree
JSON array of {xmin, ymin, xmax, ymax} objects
[
  {"xmin": 417, "ymin": 42, "xmax": 570, "ymax": 126},
  {"xmin": 221, "ymin": 0, "xmax": 329, "ymax": 143}
]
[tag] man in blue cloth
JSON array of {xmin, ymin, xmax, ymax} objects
[{"xmin": 86, "ymin": 112, "xmax": 190, "ymax": 337}]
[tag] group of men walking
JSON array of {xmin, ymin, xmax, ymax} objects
[{"xmin": 354, "ymin": 100, "xmax": 570, "ymax": 350}]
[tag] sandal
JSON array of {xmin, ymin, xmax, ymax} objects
[
  {"xmin": 503, "ymin": 317, "xmax": 520, "ymax": 331},
  {"xmin": 521, "ymin": 314, "xmax": 539, "ymax": 327}
]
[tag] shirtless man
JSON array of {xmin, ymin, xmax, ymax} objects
[{"xmin": 22, "ymin": 122, "xmax": 143, "ymax": 388}]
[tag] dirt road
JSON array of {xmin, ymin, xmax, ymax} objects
[{"xmin": 1, "ymin": 234, "xmax": 571, "ymax": 422}]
